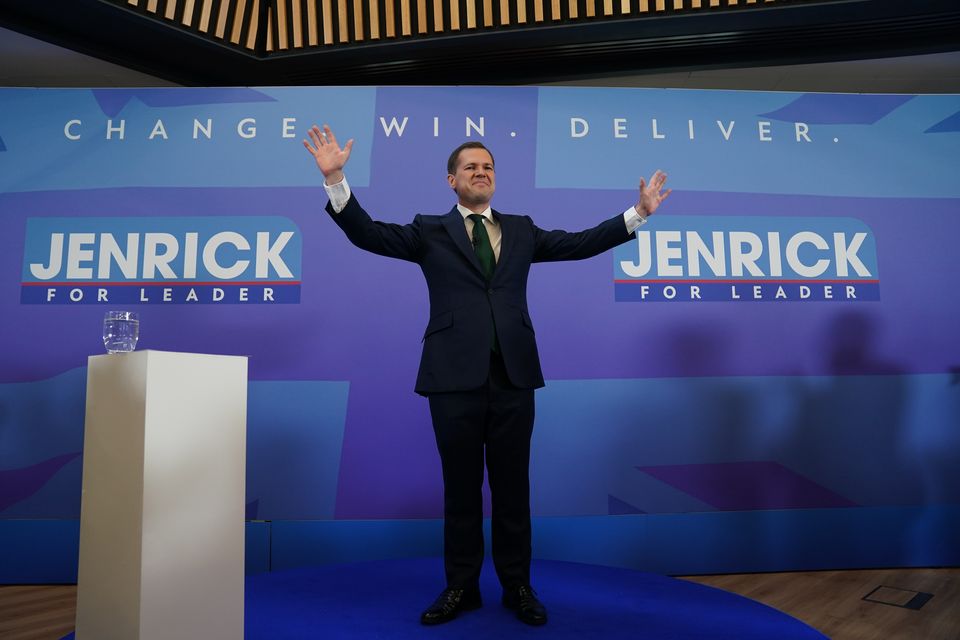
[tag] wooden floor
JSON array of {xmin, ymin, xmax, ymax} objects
[
  {"xmin": 687, "ymin": 568, "xmax": 960, "ymax": 640},
  {"xmin": 0, "ymin": 585, "xmax": 76, "ymax": 640},
  {"xmin": 1, "ymin": 569, "xmax": 957, "ymax": 640}
]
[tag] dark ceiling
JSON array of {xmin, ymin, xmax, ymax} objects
[{"xmin": 1, "ymin": 0, "xmax": 958, "ymax": 86}]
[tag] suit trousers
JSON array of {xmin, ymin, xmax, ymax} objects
[{"xmin": 427, "ymin": 350, "xmax": 535, "ymax": 591}]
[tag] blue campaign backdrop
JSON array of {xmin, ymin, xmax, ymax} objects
[{"xmin": 1, "ymin": 86, "xmax": 958, "ymax": 582}]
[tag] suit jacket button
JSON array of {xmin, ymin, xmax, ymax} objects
[{"xmin": 487, "ymin": 289, "xmax": 494, "ymax": 294}]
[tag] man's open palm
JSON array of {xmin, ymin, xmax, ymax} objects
[
  {"xmin": 303, "ymin": 124, "xmax": 353, "ymax": 182},
  {"xmin": 637, "ymin": 170, "xmax": 671, "ymax": 217}
]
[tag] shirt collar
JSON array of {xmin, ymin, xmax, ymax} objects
[{"xmin": 457, "ymin": 204, "xmax": 494, "ymax": 224}]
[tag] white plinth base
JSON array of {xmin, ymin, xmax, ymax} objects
[{"xmin": 76, "ymin": 350, "xmax": 248, "ymax": 640}]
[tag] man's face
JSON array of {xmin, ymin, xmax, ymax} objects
[{"xmin": 447, "ymin": 148, "xmax": 495, "ymax": 209}]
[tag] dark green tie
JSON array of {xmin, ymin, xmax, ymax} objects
[
  {"xmin": 468, "ymin": 214, "xmax": 496, "ymax": 281},
  {"xmin": 468, "ymin": 214, "xmax": 499, "ymax": 351}
]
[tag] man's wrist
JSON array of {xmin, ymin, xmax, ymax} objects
[
  {"xmin": 325, "ymin": 170, "xmax": 345, "ymax": 186},
  {"xmin": 324, "ymin": 175, "xmax": 351, "ymax": 213},
  {"xmin": 623, "ymin": 205, "xmax": 647, "ymax": 233}
]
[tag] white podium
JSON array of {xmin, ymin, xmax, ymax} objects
[{"xmin": 76, "ymin": 350, "xmax": 248, "ymax": 640}]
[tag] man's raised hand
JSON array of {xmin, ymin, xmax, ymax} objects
[
  {"xmin": 303, "ymin": 124, "xmax": 354, "ymax": 185},
  {"xmin": 636, "ymin": 170, "xmax": 672, "ymax": 218}
]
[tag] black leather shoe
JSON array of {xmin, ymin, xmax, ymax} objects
[
  {"xmin": 502, "ymin": 585, "xmax": 548, "ymax": 626},
  {"xmin": 420, "ymin": 587, "xmax": 482, "ymax": 625}
]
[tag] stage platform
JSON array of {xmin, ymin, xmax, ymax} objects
[{"xmin": 64, "ymin": 557, "xmax": 826, "ymax": 639}]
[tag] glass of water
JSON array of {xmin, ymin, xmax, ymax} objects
[{"xmin": 103, "ymin": 311, "xmax": 139, "ymax": 354}]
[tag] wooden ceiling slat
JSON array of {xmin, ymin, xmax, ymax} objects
[
  {"xmin": 245, "ymin": 0, "xmax": 259, "ymax": 48},
  {"xmin": 466, "ymin": 0, "xmax": 476, "ymax": 28},
  {"xmin": 353, "ymin": 0, "xmax": 364, "ymax": 40},
  {"xmin": 181, "ymin": 0, "xmax": 195, "ymax": 24},
  {"xmin": 339, "ymin": 0, "xmax": 350, "ymax": 42},
  {"xmin": 449, "ymin": 0, "xmax": 460, "ymax": 29},
  {"xmin": 290, "ymin": 0, "xmax": 303, "ymax": 46},
  {"xmin": 384, "ymin": 0, "xmax": 396, "ymax": 36},
  {"xmin": 275, "ymin": 0, "xmax": 287, "ymax": 48},
  {"xmin": 321, "ymin": 0, "xmax": 334, "ymax": 43},
  {"xmin": 401, "ymin": 0, "xmax": 411, "ymax": 35},
  {"xmin": 305, "ymin": 0, "xmax": 317, "ymax": 44},
  {"xmin": 417, "ymin": 0, "xmax": 428, "ymax": 33},
  {"xmin": 338, "ymin": 0, "xmax": 350, "ymax": 41},
  {"xmin": 199, "ymin": 0, "xmax": 214, "ymax": 32},
  {"xmin": 231, "ymin": 0, "xmax": 247, "ymax": 43},
  {"xmin": 215, "ymin": 0, "xmax": 231, "ymax": 38},
  {"xmin": 369, "ymin": 0, "xmax": 381, "ymax": 38},
  {"xmin": 266, "ymin": 4, "xmax": 273, "ymax": 50}
]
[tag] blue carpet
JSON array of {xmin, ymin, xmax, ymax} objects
[{"xmin": 63, "ymin": 557, "xmax": 826, "ymax": 639}]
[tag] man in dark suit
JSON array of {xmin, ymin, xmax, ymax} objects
[{"xmin": 304, "ymin": 124, "xmax": 670, "ymax": 626}]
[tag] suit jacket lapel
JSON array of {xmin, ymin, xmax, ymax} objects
[{"xmin": 441, "ymin": 208, "xmax": 485, "ymax": 276}]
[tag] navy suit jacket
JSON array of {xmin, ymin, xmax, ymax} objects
[{"xmin": 327, "ymin": 194, "xmax": 635, "ymax": 395}]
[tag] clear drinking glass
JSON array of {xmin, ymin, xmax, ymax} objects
[{"xmin": 103, "ymin": 311, "xmax": 139, "ymax": 354}]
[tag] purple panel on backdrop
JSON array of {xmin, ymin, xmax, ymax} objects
[
  {"xmin": 91, "ymin": 88, "xmax": 276, "ymax": 117},
  {"xmin": 760, "ymin": 94, "xmax": 914, "ymax": 124},
  {"xmin": 0, "ymin": 453, "xmax": 80, "ymax": 513},
  {"xmin": 638, "ymin": 461, "xmax": 858, "ymax": 511},
  {"xmin": 925, "ymin": 110, "xmax": 960, "ymax": 133}
]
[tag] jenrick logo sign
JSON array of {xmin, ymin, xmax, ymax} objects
[
  {"xmin": 21, "ymin": 216, "xmax": 301, "ymax": 305},
  {"xmin": 614, "ymin": 216, "xmax": 880, "ymax": 302}
]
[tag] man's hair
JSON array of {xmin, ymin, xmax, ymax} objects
[{"xmin": 447, "ymin": 142, "xmax": 495, "ymax": 175}]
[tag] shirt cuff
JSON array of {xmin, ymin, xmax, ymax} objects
[
  {"xmin": 324, "ymin": 176, "xmax": 351, "ymax": 213},
  {"xmin": 623, "ymin": 205, "xmax": 648, "ymax": 233}
]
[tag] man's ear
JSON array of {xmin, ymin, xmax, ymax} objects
[{"xmin": 447, "ymin": 174, "xmax": 456, "ymax": 190}]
